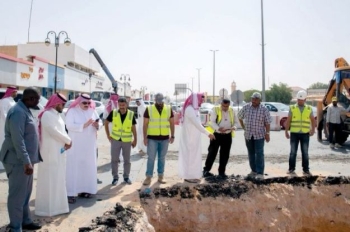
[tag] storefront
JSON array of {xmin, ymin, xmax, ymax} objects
[
  {"xmin": 0, "ymin": 53, "xmax": 49, "ymax": 93},
  {"xmin": 0, "ymin": 53, "xmax": 17, "ymax": 87},
  {"xmin": 47, "ymin": 64, "xmax": 65, "ymax": 97}
]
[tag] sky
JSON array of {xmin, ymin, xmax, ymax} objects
[{"xmin": 1, "ymin": 0, "xmax": 350, "ymax": 98}]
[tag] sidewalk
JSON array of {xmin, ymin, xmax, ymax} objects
[{"xmin": 1, "ymin": 126, "xmax": 350, "ymax": 231}]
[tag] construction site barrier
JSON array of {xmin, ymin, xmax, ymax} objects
[{"xmin": 270, "ymin": 115, "xmax": 281, "ymax": 131}]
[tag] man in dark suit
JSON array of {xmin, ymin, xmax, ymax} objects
[{"xmin": 0, "ymin": 87, "xmax": 43, "ymax": 232}]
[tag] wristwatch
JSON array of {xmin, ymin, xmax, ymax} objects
[{"xmin": 171, "ymin": 136, "xmax": 175, "ymax": 138}]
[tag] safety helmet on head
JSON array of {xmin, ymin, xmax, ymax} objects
[
  {"xmin": 296, "ymin": 90, "xmax": 307, "ymax": 100},
  {"xmin": 332, "ymin": 96, "xmax": 337, "ymax": 102}
]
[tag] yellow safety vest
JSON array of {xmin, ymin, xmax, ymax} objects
[
  {"xmin": 290, "ymin": 104, "xmax": 312, "ymax": 133},
  {"xmin": 147, "ymin": 105, "xmax": 171, "ymax": 136},
  {"xmin": 110, "ymin": 109, "xmax": 134, "ymax": 142},
  {"xmin": 207, "ymin": 106, "xmax": 235, "ymax": 137}
]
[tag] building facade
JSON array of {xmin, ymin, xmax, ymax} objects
[{"xmin": 0, "ymin": 43, "xmax": 134, "ymax": 100}]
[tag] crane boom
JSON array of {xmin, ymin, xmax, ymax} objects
[{"xmin": 89, "ymin": 48, "xmax": 118, "ymax": 93}]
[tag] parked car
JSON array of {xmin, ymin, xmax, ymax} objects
[
  {"xmin": 128, "ymin": 100, "xmax": 138, "ymax": 118},
  {"xmin": 144, "ymin": 101, "xmax": 154, "ymax": 105},
  {"xmin": 200, "ymin": 103, "xmax": 215, "ymax": 114},
  {"xmin": 263, "ymin": 102, "xmax": 317, "ymax": 129},
  {"xmin": 0, "ymin": 88, "xmax": 48, "ymax": 120},
  {"xmin": 262, "ymin": 102, "xmax": 290, "ymax": 129},
  {"xmin": 311, "ymin": 106, "xmax": 317, "ymax": 122},
  {"xmin": 63, "ymin": 99, "xmax": 105, "ymax": 119},
  {"xmin": 170, "ymin": 102, "xmax": 181, "ymax": 113}
]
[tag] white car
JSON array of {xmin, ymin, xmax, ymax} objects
[
  {"xmin": 63, "ymin": 100, "xmax": 105, "ymax": 119},
  {"xmin": 0, "ymin": 88, "xmax": 48, "ymax": 120},
  {"xmin": 262, "ymin": 102, "xmax": 290, "ymax": 129},
  {"xmin": 144, "ymin": 100, "xmax": 154, "ymax": 105},
  {"xmin": 199, "ymin": 103, "xmax": 215, "ymax": 114}
]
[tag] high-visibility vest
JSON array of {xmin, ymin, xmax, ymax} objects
[
  {"xmin": 147, "ymin": 105, "xmax": 171, "ymax": 136},
  {"xmin": 207, "ymin": 106, "xmax": 235, "ymax": 137},
  {"xmin": 110, "ymin": 109, "xmax": 134, "ymax": 142},
  {"xmin": 290, "ymin": 104, "xmax": 312, "ymax": 133}
]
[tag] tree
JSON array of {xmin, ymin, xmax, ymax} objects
[
  {"xmin": 308, "ymin": 82, "xmax": 328, "ymax": 89},
  {"xmin": 266, "ymin": 83, "xmax": 292, "ymax": 104},
  {"xmin": 243, "ymin": 89, "xmax": 260, "ymax": 102}
]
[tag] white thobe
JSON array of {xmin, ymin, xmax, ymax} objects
[
  {"xmin": 35, "ymin": 109, "xmax": 71, "ymax": 216},
  {"xmin": 0, "ymin": 97, "xmax": 15, "ymax": 170},
  {"xmin": 65, "ymin": 107, "xmax": 102, "ymax": 196},
  {"xmin": 178, "ymin": 106, "xmax": 210, "ymax": 179},
  {"xmin": 137, "ymin": 104, "xmax": 147, "ymax": 152}
]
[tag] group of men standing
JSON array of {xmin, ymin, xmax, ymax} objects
[
  {"xmin": 0, "ymin": 85, "xmax": 322, "ymax": 231},
  {"xmin": 0, "ymin": 87, "xmax": 102, "ymax": 232},
  {"xmin": 177, "ymin": 91, "xmax": 270, "ymax": 182}
]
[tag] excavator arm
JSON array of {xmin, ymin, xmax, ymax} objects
[{"xmin": 89, "ymin": 48, "xmax": 118, "ymax": 93}]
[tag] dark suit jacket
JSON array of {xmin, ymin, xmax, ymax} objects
[{"xmin": 0, "ymin": 100, "xmax": 42, "ymax": 165}]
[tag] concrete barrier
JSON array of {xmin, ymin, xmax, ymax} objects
[{"xmin": 270, "ymin": 115, "xmax": 281, "ymax": 131}]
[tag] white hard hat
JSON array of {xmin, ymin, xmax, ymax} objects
[{"xmin": 296, "ymin": 90, "xmax": 307, "ymax": 100}]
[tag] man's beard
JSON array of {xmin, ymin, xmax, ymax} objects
[{"xmin": 56, "ymin": 107, "xmax": 63, "ymax": 113}]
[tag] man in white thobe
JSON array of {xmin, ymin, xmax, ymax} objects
[
  {"xmin": 178, "ymin": 93, "xmax": 215, "ymax": 183},
  {"xmin": 136, "ymin": 98, "xmax": 147, "ymax": 154},
  {"xmin": 65, "ymin": 94, "xmax": 102, "ymax": 203},
  {"xmin": 0, "ymin": 86, "xmax": 17, "ymax": 170},
  {"xmin": 35, "ymin": 93, "xmax": 72, "ymax": 216}
]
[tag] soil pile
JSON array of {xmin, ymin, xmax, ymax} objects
[
  {"xmin": 78, "ymin": 203, "xmax": 154, "ymax": 232},
  {"xmin": 140, "ymin": 175, "xmax": 350, "ymax": 232}
]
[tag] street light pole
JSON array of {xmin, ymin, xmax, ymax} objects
[
  {"xmin": 210, "ymin": 50, "xmax": 218, "ymax": 104},
  {"xmin": 191, "ymin": 77, "xmax": 194, "ymax": 92},
  {"xmin": 45, "ymin": 31, "xmax": 71, "ymax": 93},
  {"xmin": 120, "ymin": 74, "xmax": 131, "ymax": 97},
  {"xmin": 141, "ymin": 86, "xmax": 147, "ymax": 99},
  {"xmin": 261, "ymin": 0, "xmax": 266, "ymax": 101},
  {"xmin": 196, "ymin": 68, "xmax": 201, "ymax": 92}
]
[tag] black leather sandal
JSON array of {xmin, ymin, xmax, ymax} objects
[
  {"xmin": 68, "ymin": 196, "xmax": 76, "ymax": 204},
  {"xmin": 78, "ymin": 192, "xmax": 92, "ymax": 198}
]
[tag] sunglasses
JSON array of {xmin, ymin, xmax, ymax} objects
[{"xmin": 81, "ymin": 101, "xmax": 91, "ymax": 105}]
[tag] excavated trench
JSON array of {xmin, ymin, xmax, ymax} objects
[{"xmin": 79, "ymin": 175, "xmax": 350, "ymax": 232}]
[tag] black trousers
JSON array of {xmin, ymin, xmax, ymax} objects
[
  {"xmin": 204, "ymin": 132, "xmax": 232, "ymax": 175},
  {"xmin": 328, "ymin": 123, "xmax": 341, "ymax": 144}
]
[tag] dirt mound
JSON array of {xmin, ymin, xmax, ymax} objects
[
  {"xmin": 78, "ymin": 203, "xmax": 154, "ymax": 232},
  {"xmin": 140, "ymin": 175, "xmax": 350, "ymax": 200},
  {"xmin": 79, "ymin": 176, "xmax": 350, "ymax": 232},
  {"xmin": 140, "ymin": 175, "xmax": 350, "ymax": 232}
]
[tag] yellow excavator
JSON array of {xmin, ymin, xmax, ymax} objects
[{"xmin": 317, "ymin": 57, "xmax": 350, "ymax": 143}]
